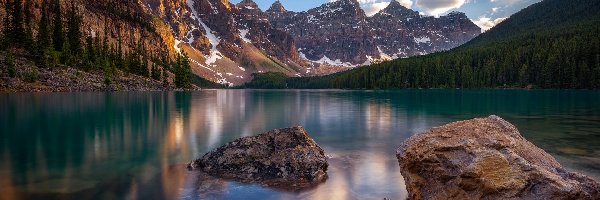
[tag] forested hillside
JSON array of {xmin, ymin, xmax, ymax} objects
[
  {"xmin": 1, "ymin": 0, "xmax": 222, "ymax": 91},
  {"xmin": 243, "ymin": 0, "xmax": 600, "ymax": 89}
]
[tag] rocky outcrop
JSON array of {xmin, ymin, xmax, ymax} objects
[
  {"xmin": 188, "ymin": 126, "xmax": 328, "ymax": 189},
  {"xmin": 397, "ymin": 115, "xmax": 600, "ymax": 200}
]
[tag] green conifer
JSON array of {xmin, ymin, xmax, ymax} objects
[{"xmin": 52, "ymin": 0, "xmax": 64, "ymax": 51}]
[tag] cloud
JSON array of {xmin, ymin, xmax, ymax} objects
[
  {"xmin": 362, "ymin": 2, "xmax": 395, "ymax": 16},
  {"xmin": 330, "ymin": 0, "xmax": 414, "ymax": 16},
  {"xmin": 491, "ymin": 7, "xmax": 500, "ymax": 14},
  {"xmin": 490, "ymin": 0, "xmax": 521, "ymax": 5},
  {"xmin": 415, "ymin": 0, "xmax": 466, "ymax": 16},
  {"xmin": 472, "ymin": 17, "xmax": 507, "ymax": 32}
]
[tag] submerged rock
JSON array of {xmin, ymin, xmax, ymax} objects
[
  {"xmin": 397, "ymin": 115, "xmax": 600, "ymax": 200},
  {"xmin": 188, "ymin": 126, "xmax": 328, "ymax": 189}
]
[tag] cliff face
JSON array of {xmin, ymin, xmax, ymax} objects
[{"xmin": 267, "ymin": 0, "xmax": 481, "ymax": 66}]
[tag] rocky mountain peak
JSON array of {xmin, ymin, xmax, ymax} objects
[
  {"xmin": 334, "ymin": 0, "xmax": 361, "ymax": 6},
  {"xmin": 387, "ymin": 0, "xmax": 403, "ymax": 8},
  {"xmin": 266, "ymin": 0, "xmax": 287, "ymax": 13},
  {"xmin": 377, "ymin": 0, "xmax": 419, "ymax": 18},
  {"xmin": 268, "ymin": 0, "xmax": 481, "ymax": 67},
  {"xmin": 326, "ymin": 0, "xmax": 364, "ymax": 15},
  {"xmin": 314, "ymin": 0, "xmax": 367, "ymax": 22},
  {"xmin": 237, "ymin": 0, "xmax": 259, "ymax": 10},
  {"xmin": 446, "ymin": 11, "xmax": 468, "ymax": 18}
]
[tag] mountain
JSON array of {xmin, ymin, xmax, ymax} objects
[
  {"xmin": 150, "ymin": 0, "xmax": 306, "ymax": 86},
  {"xmin": 1, "ymin": 0, "xmax": 481, "ymax": 88},
  {"xmin": 267, "ymin": 0, "xmax": 480, "ymax": 66},
  {"xmin": 243, "ymin": 0, "xmax": 600, "ymax": 89}
]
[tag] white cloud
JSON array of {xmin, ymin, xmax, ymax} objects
[
  {"xmin": 491, "ymin": 7, "xmax": 500, "ymax": 14},
  {"xmin": 329, "ymin": 0, "xmax": 413, "ymax": 16},
  {"xmin": 396, "ymin": 0, "xmax": 414, "ymax": 8},
  {"xmin": 362, "ymin": 2, "xmax": 395, "ymax": 16},
  {"xmin": 472, "ymin": 16, "xmax": 507, "ymax": 32},
  {"xmin": 415, "ymin": 0, "xmax": 466, "ymax": 16},
  {"xmin": 490, "ymin": 0, "xmax": 521, "ymax": 5}
]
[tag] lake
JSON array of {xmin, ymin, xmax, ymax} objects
[{"xmin": 1, "ymin": 90, "xmax": 600, "ymax": 200}]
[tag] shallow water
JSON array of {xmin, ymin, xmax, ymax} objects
[{"xmin": 1, "ymin": 90, "xmax": 599, "ymax": 200}]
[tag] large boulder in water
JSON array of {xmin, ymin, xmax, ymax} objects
[
  {"xmin": 397, "ymin": 115, "xmax": 600, "ymax": 200},
  {"xmin": 188, "ymin": 126, "xmax": 328, "ymax": 189}
]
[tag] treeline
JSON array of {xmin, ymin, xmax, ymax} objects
[
  {"xmin": 238, "ymin": 72, "xmax": 289, "ymax": 89},
  {"xmin": 1, "ymin": 0, "xmax": 196, "ymax": 88},
  {"xmin": 323, "ymin": 21, "xmax": 600, "ymax": 89}
]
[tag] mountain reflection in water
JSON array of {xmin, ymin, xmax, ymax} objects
[{"xmin": 1, "ymin": 90, "xmax": 599, "ymax": 200}]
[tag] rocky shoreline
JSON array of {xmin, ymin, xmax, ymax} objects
[{"xmin": 0, "ymin": 54, "xmax": 201, "ymax": 92}]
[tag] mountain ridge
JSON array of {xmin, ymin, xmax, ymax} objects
[
  {"xmin": 267, "ymin": 0, "xmax": 480, "ymax": 66},
  {"xmin": 1, "ymin": 0, "xmax": 482, "ymax": 88}
]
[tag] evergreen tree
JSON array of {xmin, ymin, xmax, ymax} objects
[
  {"xmin": 2, "ymin": 0, "xmax": 10, "ymax": 47},
  {"xmin": 151, "ymin": 63, "xmax": 161, "ymax": 80},
  {"xmin": 593, "ymin": 54, "xmax": 600, "ymax": 88},
  {"xmin": 60, "ymin": 40, "xmax": 72, "ymax": 65},
  {"xmin": 6, "ymin": 50, "xmax": 16, "ymax": 77},
  {"xmin": 103, "ymin": 54, "xmax": 112, "ymax": 86},
  {"xmin": 4, "ymin": 0, "xmax": 25, "ymax": 46},
  {"xmin": 36, "ymin": 0, "xmax": 52, "ymax": 67},
  {"xmin": 162, "ymin": 67, "xmax": 168, "ymax": 86},
  {"xmin": 174, "ymin": 54, "xmax": 191, "ymax": 88},
  {"xmin": 23, "ymin": 0, "xmax": 34, "ymax": 51},
  {"xmin": 142, "ymin": 56, "xmax": 149, "ymax": 77},
  {"xmin": 23, "ymin": 0, "xmax": 31, "ymax": 26},
  {"xmin": 84, "ymin": 35, "xmax": 95, "ymax": 69},
  {"xmin": 52, "ymin": 0, "xmax": 64, "ymax": 51},
  {"xmin": 66, "ymin": 1, "xmax": 82, "ymax": 56},
  {"xmin": 116, "ymin": 37, "xmax": 124, "ymax": 69},
  {"xmin": 37, "ymin": 0, "xmax": 51, "ymax": 49},
  {"xmin": 518, "ymin": 64, "xmax": 529, "ymax": 86}
]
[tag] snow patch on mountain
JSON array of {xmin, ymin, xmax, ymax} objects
[
  {"xmin": 174, "ymin": 39, "xmax": 183, "ymax": 54},
  {"xmin": 377, "ymin": 46, "xmax": 392, "ymax": 61},
  {"xmin": 187, "ymin": 0, "xmax": 222, "ymax": 66},
  {"xmin": 239, "ymin": 29, "xmax": 251, "ymax": 43},
  {"xmin": 414, "ymin": 36, "xmax": 431, "ymax": 44}
]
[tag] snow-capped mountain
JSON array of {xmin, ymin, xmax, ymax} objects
[
  {"xmin": 148, "ymin": 0, "xmax": 305, "ymax": 86},
  {"xmin": 6, "ymin": 0, "xmax": 480, "ymax": 86},
  {"xmin": 267, "ymin": 0, "xmax": 481, "ymax": 66}
]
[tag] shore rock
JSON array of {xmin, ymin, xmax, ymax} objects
[
  {"xmin": 188, "ymin": 126, "xmax": 328, "ymax": 189},
  {"xmin": 397, "ymin": 115, "xmax": 600, "ymax": 200}
]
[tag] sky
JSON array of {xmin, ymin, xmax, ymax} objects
[{"xmin": 230, "ymin": 0, "xmax": 543, "ymax": 31}]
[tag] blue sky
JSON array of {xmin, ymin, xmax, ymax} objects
[{"xmin": 230, "ymin": 0, "xmax": 543, "ymax": 31}]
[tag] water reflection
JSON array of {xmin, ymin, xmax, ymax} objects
[{"xmin": 1, "ymin": 90, "xmax": 599, "ymax": 200}]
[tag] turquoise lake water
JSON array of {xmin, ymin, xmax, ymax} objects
[{"xmin": 1, "ymin": 90, "xmax": 599, "ymax": 200}]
